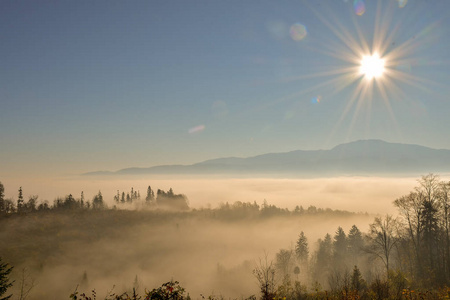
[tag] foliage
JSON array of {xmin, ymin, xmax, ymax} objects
[
  {"xmin": 253, "ymin": 256, "xmax": 276, "ymax": 300},
  {"xmin": 70, "ymin": 281, "xmax": 187, "ymax": 300},
  {"xmin": 156, "ymin": 189, "xmax": 189, "ymax": 211},
  {"xmin": 295, "ymin": 231, "xmax": 309, "ymax": 265},
  {"xmin": 0, "ymin": 257, "xmax": 13, "ymax": 300},
  {"xmin": 145, "ymin": 281, "xmax": 186, "ymax": 300}
]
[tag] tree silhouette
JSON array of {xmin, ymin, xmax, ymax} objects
[
  {"xmin": 17, "ymin": 187, "xmax": 24, "ymax": 213},
  {"xmin": 333, "ymin": 226, "xmax": 348, "ymax": 271},
  {"xmin": 146, "ymin": 185, "xmax": 155, "ymax": 204},
  {"xmin": 92, "ymin": 191, "xmax": 105, "ymax": 209},
  {"xmin": 0, "ymin": 182, "xmax": 5, "ymax": 214},
  {"xmin": 0, "ymin": 257, "xmax": 13, "ymax": 300},
  {"xmin": 295, "ymin": 231, "xmax": 309, "ymax": 265},
  {"xmin": 366, "ymin": 215, "xmax": 398, "ymax": 278}
]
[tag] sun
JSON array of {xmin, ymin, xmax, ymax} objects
[{"xmin": 359, "ymin": 53, "xmax": 385, "ymax": 80}]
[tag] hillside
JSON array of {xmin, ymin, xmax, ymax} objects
[{"xmin": 84, "ymin": 140, "xmax": 450, "ymax": 176}]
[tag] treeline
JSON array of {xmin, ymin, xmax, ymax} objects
[
  {"xmin": 0, "ymin": 183, "xmax": 189, "ymax": 214},
  {"xmin": 0, "ymin": 181, "xmax": 355, "ymax": 219},
  {"xmin": 266, "ymin": 174, "xmax": 450, "ymax": 299},
  {"xmin": 195, "ymin": 200, "xmax": 356, "ymax": 221}
]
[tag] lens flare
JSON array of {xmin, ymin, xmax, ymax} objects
[
  {"xmin": 311, "ymin": 96, "xmax": 321, "ymax": 104},
  {"xmin": 353, "ymin": 0, "xmax": 366, "ymax": 16},
  {"xmin": 188, "ymin": 125, "xmax": 205, "ymax": 134},
  {"xmin": 290, "ymin": 23, "xmax": 308, "ymax": 41},
  {"xmin": 398, "ymin": 0, "xmax": 408, "ymax": 8}
]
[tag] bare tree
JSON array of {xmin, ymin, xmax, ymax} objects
[
  {"xmin": 366, "ymin": 215, "xmax": 398, "ymax": 278},
  {"xmin": 16, "ymin": 268, "xmax": 35, "ymax": 300},
  {"xmin": 253, "ymin": 254, "xmax": 276, "ymax": 300}
]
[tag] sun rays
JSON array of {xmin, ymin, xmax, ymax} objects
[{"xmin": 259, "ymin": 0, "xmax": 439, "ymax": 143}]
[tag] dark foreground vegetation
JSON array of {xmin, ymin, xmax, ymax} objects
[{"xmin": 0, "ymin": 174, "xmax": 449, "ymax": 299}]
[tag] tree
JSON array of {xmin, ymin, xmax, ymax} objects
[
  {"xmin": 253, "ymin": 255, "xmax": 276, "ymax": 300},
  {"xmin": 348, "ymin": 225, "xmax": 363, "ymax": 266},
  {"xmin": 439, "ymin": 180, "xmax": 450, "ymax": 283},
  {"xmin": 366, "ymin": 215, "xmax": 398, "ymax": 278},
  {"xmin": 80, "ymin": 191, "xmax": 85, "ymax": 208},
  {"xmin": 17, "ymin": 187, "xmax": 24, "ymax": 213},
  {"xmin": 0, "ymin": 257, "xmax": 13, "ymax": 300},
  {"xmin": 394, "ymin": 191, "xmax": 424, "ymax": 278},
  {"xmin": 114, "ymin": 190, "xmax": 120, "ymax": 203},
  {"xmin": 146, "ymin": 186, "xmax": 155, "ymax": 204},
  {"xmin": 275, "ymin": 249, "xmax": 293, "ymax": 278},
  {"xmin": 394, "ymin": 174, "xmax": 447, "ymax": 283},
  {"xmin": 17, "ymin": 268, "xmax": 35, "ymax": 300},
  {"xmin": 92, "ymin": 191, "xmax": 105, "ymax": 209},
  {"xmin": 350, "ymin": 265, "xmax": 366, "ymax": 294},
  {"xmin": 25, "ymin": 195, "xmax": 38, "ymax": 212},
  {"xmin": 333, "ymin": 227, "xmax": 348, "ymax": 271},
  {"xmin": 156, "ymin": 189, "xmax": 189, "ymax": 211},
  {"xmin": 0, "ymin": 182, "xmax": 5, "ymax": 213},
  {"xmin": 3, "ymin": 200, "xmax": 14, "ymax": 214},
  {"xmin": 295, "ymin": 231, "xmax": 309, "ymax": 265},
  {"xmin": 312, "ymin": 234, "xmax": 333, "ymax": 287}
]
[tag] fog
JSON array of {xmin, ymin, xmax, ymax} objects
[
  {"xmin": 2, "ymin": 175, "xmax": 445, "ymax": 299},
  {"xmin": 1, "ymin": 208, "xmax": 373, "ymax": 299},
  {"xmin": 1, "ymin": 176, "xmax": 423, "ymax": 214}
]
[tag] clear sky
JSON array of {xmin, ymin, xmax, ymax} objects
[{"xmin": 1, "ymin": 0, "xmax": 450, "ymax": 177}]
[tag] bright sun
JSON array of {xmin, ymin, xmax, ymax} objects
[{"xmin": 360, "ymin": 53, "xmax": 385, "ymax": 79}]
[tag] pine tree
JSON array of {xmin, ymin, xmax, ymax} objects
[
  {"xmin": 92, "ymin": 191, "xmax": 104, "ymax": 209},
  {"xmin": 0, "ymin": 182, "xmax": 5, "ymax": 213},
  {"xmin": 0, "ymin": 257, "xmax": 13, "ymax": 300},
  {"xmin": 351, "ymin": 265, "xmax": 366, "ymax": 293},
  {"xmin": 333, "ymin": 226, "xmax": 348, "ymax": 270},
  {"xmin": 17, "ymin": 187, "xmax": 24, "ymax": 213},
  {"xmin": 80, "ymin": 191, "xmax": 85, "ymax": 208},
  {"xmin": 114, "ymin": 190, "xmax": 120, "ymax": 203},
  {"xmin": 348, "ymin": 225, "xmax": 363, "ymax": 266},
  {"xmin": 146, "ymin": 186, "xmax": 155, "ymax": 203},
  {"xmin": 295, "ymin": 231, "xmax": 309, "ymax": 264}
]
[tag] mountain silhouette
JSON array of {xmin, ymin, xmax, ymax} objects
[{"xmin": 83, "ymin": 140, "xmax": 450, "ymax": 176}]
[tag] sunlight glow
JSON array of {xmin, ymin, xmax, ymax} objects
[
  {"xmin": 360, "ymin": 54, "xmax": 385, "ymax": 79},
  {"xmin": 258, "ymin": 1, "xmax": 438, "ymax": 147}
]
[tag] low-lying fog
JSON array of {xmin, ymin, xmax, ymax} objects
[
  {"xmin": 1, "ymin": 175, "xmax": 441, "ymax": 299},
  {"xmin": 1, "ymin": 176, "xmax": 425, "ymax": 214},
  {"xmin": 2, "ymin": 208, "xmax": 373, "ymax": 299}
]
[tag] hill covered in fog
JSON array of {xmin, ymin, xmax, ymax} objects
[{"xmin": 84, "ymin": 140, "xmax": 450, "ymax": 176}]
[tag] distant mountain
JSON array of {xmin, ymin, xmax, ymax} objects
[{"xmin": 83, "ymin": 140, "xmax": 450, "ymax": 176}]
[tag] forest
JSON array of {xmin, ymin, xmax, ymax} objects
[{"xmin": 0, "ymin": 174, "xmax": 450, "ymax": 299}]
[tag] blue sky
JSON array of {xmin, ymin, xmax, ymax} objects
[{"xmin": 1, "ymin": 0, "xmax": 450, "ymax": 177}]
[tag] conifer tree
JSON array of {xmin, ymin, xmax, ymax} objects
[
  {"xmin": 0, "ymin": 257, "xmax": 13, "ymax": 300},
  {"xmin": 92, "ymin": 191, "xmax": 104, "ymax": 209},
  {"xmin": 114, "ymin": 190, "xmax": 120, "ymax": 203},
  {"xmin": 80, "ymin": 191, "xmax": 85, "ymax": 208},
  {"xmin": 295, "ymin": 231, "xmax": 309, "ymax": 264},
  {"xmin": 146, "ymin": 186, "xmax": 155, "ymax": 203},
  {"xmin": 0, "ymin": 182, "xmax": 5, "ymax": 213},
  {"xmin": 17, "ymin": 187, "xmax": 24, "ymax": 213}
]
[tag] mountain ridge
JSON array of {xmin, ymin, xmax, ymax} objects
[{"xmin": 83, "ymin": 140, "xmax": 450, "ymax": 176}]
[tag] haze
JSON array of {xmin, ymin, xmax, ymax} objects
[
  {"xmin": 1, "ymin": 0, "xmax": 450, "ymax": 299},
  {"xmin": 0, "ymin": 175, "xmax": 424, "ymax": 214}
]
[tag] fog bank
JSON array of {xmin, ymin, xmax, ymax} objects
[{"xmin": 1, "ymin": 176, "xmax": 427, "ymax": 214}]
